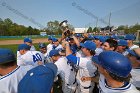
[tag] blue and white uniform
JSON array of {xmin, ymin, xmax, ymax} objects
[
  {"xmin": 98, "ymin": 74, "xmax": 140, "ymax": 93},
  {"xmin": 55, "ymin": 57, "xmax": 77, "ymax": 93},
  {"xmin": 131, "ymin": 68, "xmax": 140, "ymax": 89},
  {"xmin": 95, "ymin": 47, "xmax": 103, "ymax": 55},
  {"xmin": 52, "ymin": 44, "xmax": 63, "ymax": 51},
  {"xmin": 43, "ymin": 52, "xmax": 52, "ymax": 63},
  {"xmin": 47, "ymin": 43, "xmax": 53, "ymax": 55},
  {"xmin": 0, "ymin": 65, "xmax": 33, "ymax": 93},
  {"xmin": 67, "ymin": 54, "xmax": 97, "ymax": 93},
  {"xmin": 17, "ymin": 51, "xmax": 44, "ymax": 66}
]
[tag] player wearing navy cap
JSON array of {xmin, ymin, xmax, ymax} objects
[
  {"xmin": 92, "ymin": 51, "xmax": 139, "ymax": 93},
  {"xmin": 0, "ymin": 48, "xmax": 33, "ymax": 93},
  {"xmin": 49, "ymin": 49, "xmax": 77, "ymax": 93},
  {"xmin": 123, "ymin": 34, "xmax": 139, "ymax": 56},
  {"xmin": 94, "ymin": 36, "xmax": 105, "ymax": 55},
  {"xmin": 116, "ymin": 39, "xmax": 128, "ymax": 55},
  {"xmin": 47, "ymin": 36, "xmax": 53, "ymax": 55},
  {"xmin": 39, "ymin": 43, "xmax": 52, "ymax": 63},
  {"xmin": 125, "ymin": 34, "xmax": 139, "ymax": 49},
  {"xmin": 17, "ymin": 44, "xmax": 44, "ymax": 66},
  {"xmin": 126, "ymin": 49, "xmax": 140, "ymax": 90},
  {"xmin": 24, "ymin": 37, "xmax": 36, "ymax": 51},
  {"xmin": 66, "ymin": 40, "xmax": 97, "ymax": 93},
  {"xmin": 52, "ymin": 38, "xmax": 63, "ymax": 51}
]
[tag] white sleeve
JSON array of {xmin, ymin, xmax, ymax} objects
[{"xmin": 17, "ymin": 56, "xmax": 26, "ymax": 66}]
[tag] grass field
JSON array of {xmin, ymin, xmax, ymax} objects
[{"xmin": 0, "ymin": 43, "xmax": 49, "ymax": 54}]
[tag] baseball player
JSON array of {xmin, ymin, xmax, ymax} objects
[
  {"xmin": 18, "ymin": 63, "xmax": 58, "ymax": 93},
  {"xmin": 92, "ymin": 51, "xmax": 139, "ymax": 93},
  {"xmin": 94, "ymin": 36, "xmax": 105, "ymax": 55},
  {"xmin": 124, "ymin": 34, "xmax": 139, "ymax": 50},
  {"xmin": 17, "ymin": 44, "xmax": 44, "ymax": 66},
  {"xmin": 52, "ymin": 38, "xmax": 63, "ymax": 51},
  {"xmin": 123, "ymin": 34, "xmax": 139, "ymax": 56},
  {"xmin": 102, "ymin": 38, "xmax": 118, "ymax": 51},
  {"xmin": 49, "ymin": 49, "xmax": 77, "ymax": 93},
  {"xmin": 24, "ymin": 37, "xmax": 36, "ymax": 51},
  {"xmin": 39, "ymin": 43, "xmax": 52, "ymax": 63},
  {"xmin": 66, "ymin": 40, "xmax": 97, "ymax": 93},
  {"xmin": 47, "ymin": 36, "xmax": 53, "ymax": 55},
  {"xmin": 126, "ymin": 49, "xmax": 140, "ymax": 90},
  {"xmin": 116, "ymin": 39, "xmax": 128, "ymax": 55},
  {"xmin": 0, "ymin": 48, "xmax": 33, "ymax": 93}
]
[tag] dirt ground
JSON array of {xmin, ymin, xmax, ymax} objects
[{"xmin": 0, "ymin": 38, "xmax": 48, "ymax": 45}]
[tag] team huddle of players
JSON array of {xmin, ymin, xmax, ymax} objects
[{"xmin": 0, "ymin": 33, "xmax": 140, "ymax": 93}]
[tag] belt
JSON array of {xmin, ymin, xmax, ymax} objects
[
  {"xmin": 67, "ymin": 79, "xmax": 77, "ymax": 86},
  {"xmin": 83, "ymin": 86, "xmax": 91, "ymax": 89}
]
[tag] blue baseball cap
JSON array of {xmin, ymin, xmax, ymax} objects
[
  {"xmin": 118, "ymin": 39, "xmax": 128, "ymax": 46},
  {"xmin": 24, "ymin": 37, "xmax": 32, "ymax": 43},
  {"xmin": 88, "ymin": 35, "xmax": 94, "ymax": 40},
  {"xmin": 0, "ymin": 48, "xmax": 16, "ymax": 64},
  {"xmin": 52, "ymin": 38, "xmax": 58, "ymax": 42},
  {"xmin": 39, "ymin": 43, "xmax": 46, "ymax": 48},
  {"xmin": 94, "ymin": 36, "xmax": 106, "ymax": 43},
  {"xmin": 18, "ymin": 44, "xmax": 31, "ymax": 51},
  {"xmin": 80, "ymin": 41, "xmax": 96, "ymax": 51},
  {"xmin": 124, "ymin": 34, "xmax": 136, "ymax": 40},
  {"xmin": 92, "ymin": 55, "xmax": 100, "ymax": 64},
  {"xmin": 96, "ymin": 51, "xmax": 132, "ymax": 77},
  {"xmin": 48, "ymin": 36, "xmax": 53, "ymax": 40},
  {"xmin": 18, "ymin": 63, "xmax": 57, "ymax": 93},
  {"xmin": 49, "ymin": 49, "xmax": 59, "ymax": 57},
  {"xmin": 111, "ymin": 35, "xmax": 119, "ymax": 40}
]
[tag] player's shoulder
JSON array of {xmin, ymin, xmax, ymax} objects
[
  {"xmin": 19, "ymin": 65, "xmax": 34, "ymax": 71},
  {"xmin": 55, "ymin": 57, "xmax": 67, "ymax": 65},
  {"xmin": 57, "ymin": 57, "xmax": 67, "ymax": 63}
]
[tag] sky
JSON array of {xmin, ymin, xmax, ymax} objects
[{"xmin": 0, "ymin": 0, "xmax": 140, "ymax": 29}]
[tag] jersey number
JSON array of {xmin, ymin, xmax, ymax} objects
[{"xmin": 33, "ymin": 53, "xmax": 42, "ymax": 63}]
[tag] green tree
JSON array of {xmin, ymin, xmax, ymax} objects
[{"xmin": 87, "ymin": 27, "xmax": 92, "ymax": 33}]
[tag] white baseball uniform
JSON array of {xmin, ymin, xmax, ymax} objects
[
  {"xmin": 17, "ymin": 51, "xmax": 44, "ymax": 66},
  {"xmin": 43, "ymin": 52, "xmax": 52, "ymax": 63},
  {"xmin": 76, "ymin": 56, "xmax": 97, "ymax": 93},
  {"xmin": 67, "ymin": 54, "xmax": 97, "ymax": 93},
  {"xmin": 53, "ymin": 44, "xmax": 63, "ymax": 51},
  {"xmin": 131, "ymin": 68, "xmax": 140, "ymax": 89},
  {"xmin": 0, "ymin": 65, "xmax": 33, "ymax": 93},
  {"xmin": 95, "ymin": 47, "xmax": 103, "ymax": 55},
  {"xmin": 47, "ymin": 43, "xmax": 53, "ymax": 55},
  {"xmin": 55, "ymin": 57, "xmax": 77, "ymax": 93},
  {"xmin": 76, "ymin": 50, "xmax": 85, "ymax": 57},
  {"xmin": 98, "ymin": 74, "xmax": 140, "ymax": 93}
]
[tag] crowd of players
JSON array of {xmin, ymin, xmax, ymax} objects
[{"xmin": 0, "ymin": 33, "xmax": 140, "ymax": 93}]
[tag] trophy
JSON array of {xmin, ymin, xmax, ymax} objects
[{"xmin": 59, "ymin": 20, "xmax": 72, "ymax": 37}]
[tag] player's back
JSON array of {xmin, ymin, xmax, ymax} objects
[
  {"xmin": 55, "ymin": 57, "xmax": 76, "ymax": 85},
  {"xmin": 17, "ymin": 51, "xmax": 44, "ymax": 66},
  {"xmin": 0, "ymin": 65, "xmax": 33, "ymax": 93}
]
